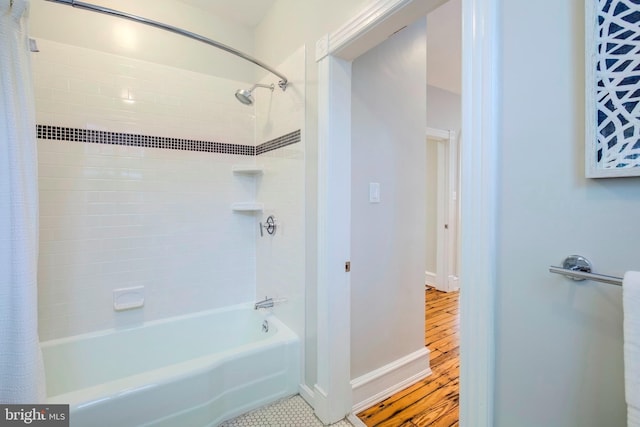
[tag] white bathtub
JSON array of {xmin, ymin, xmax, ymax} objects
[{"xmin": 41, "ymin": 305, "xmax": 300, "ymax": 427}]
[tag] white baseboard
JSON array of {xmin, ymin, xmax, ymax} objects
[
  {"xmin": 351, "ymin": 347, "xmax": 432, "ymax": 414},
  {"xmin": 425, "ymin": 271, "xmax": 437, "ymax": 286},
  {"xmin": 298, "ymin": 383, "xmax": 315, "ymax": 408},
  {"xmin": 447, "ymin": 275, "xmax": 460, "ymax": 292},
  {"xmin": 347, "ymin": 413, "xmax": 368, "ymax": 427},
  {"xmin": 303, "ymin": 383, "xmax": 368, "ymax": 427}
]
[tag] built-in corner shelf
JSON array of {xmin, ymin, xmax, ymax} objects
[
  {"xmin": 231, "ymin": 165, "xmax": 264, "ymax": 213},
  {"xmin": 232, "ymin": 165, "xmax": 264, "ymax": 175},
  {"xmin": 231, "ymin": 202, "xmax": 264, "ymax": 212}
]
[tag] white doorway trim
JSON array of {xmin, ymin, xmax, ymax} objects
[
  {"xmin": 313, "ymin": 53, "xmax": 353, "ymax": 424},
  {"xmin": 314, "ymin": 0, "xmax": 498, "ymax": 425},
  {"xmin": 426, "ymin": 127, "xmax": 460, "ymax": 293},
  {"xmin": 458, "ymin": 0, "xmax": 498, "ymax": 424},
  {"xmin": 426, "ymin": 126, "xmax": 450, "ymax": 140}
]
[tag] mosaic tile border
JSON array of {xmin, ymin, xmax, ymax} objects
[
  {"xmin": 256, "ymin": 129, "xmax": 302, "ymax": 155},
  {"xmin": 36, "ymin": 125, "xmax": 301, "ymax": 157}
]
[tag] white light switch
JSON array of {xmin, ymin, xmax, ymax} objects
[{"xmin": 369, "ymin": 182, "xmax": 380, "ymax": 203}]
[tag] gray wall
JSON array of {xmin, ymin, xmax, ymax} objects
[
  {"xmin": 427, "ymin": 85, "xmax": 461, "ymax": 132},
  {"xmin": 495, "ymin": 0, "xmax": 635, "ymax": 425},
  {"xmin": 350, "ymin": 18, "xmax": 427, "ymax": 378}
]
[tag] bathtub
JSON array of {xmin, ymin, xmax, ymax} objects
[{"xmin": 41, "ymin": 305, "xmax": 300, "ymax": 427}]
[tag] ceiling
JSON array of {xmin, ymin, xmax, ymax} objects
[{"xmin": 177, "ymin": 0, "xmax": 276, "ymax": 28}]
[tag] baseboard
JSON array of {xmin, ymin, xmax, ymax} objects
[
  {"xmin": 347, "ymin": 413, "xmax": 368, "ymax": 427},
  {"xmin": 425, "ymin": 271, "xmax": 437, "ymax": 286},
  {"xmin": 447, "ymin": 275, "xmax": 460, "ymax": 292},
  {"xmin": 351, "ymin": 347, "xmax": 432, "ymax": 414},
  {"xmin": 298, "ymin": 383, "xmax": 315, "ymax": 408}
]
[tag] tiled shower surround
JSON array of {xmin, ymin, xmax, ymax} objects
[{"xmin": 33, "ymin": 39, "xmax": 305, "ymax": 341}]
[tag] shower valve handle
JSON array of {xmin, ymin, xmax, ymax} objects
[{"xmin": 259, "ymin": 216, "xmax": 277, "ymax": 236}]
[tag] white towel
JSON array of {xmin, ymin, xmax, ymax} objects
[{"xmin": 624, "ymin": 271, "xmax": 640, "ymax": 427}]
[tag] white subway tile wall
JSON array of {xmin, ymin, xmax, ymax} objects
[
  {"xmin": 32, "ymin": 40, "xmax": 255, "ymax": 144},
  {"xmin": 33, "ymin": 39, "xmax": 259, "ymax": 340},
  {"xmin": 254, "ymin": 47, "xmax": 306, "ymax": 343}
]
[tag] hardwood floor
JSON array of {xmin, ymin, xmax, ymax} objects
[{"xmin": 357, "ymin": 287, "xmax": 460, "ymax": 427}]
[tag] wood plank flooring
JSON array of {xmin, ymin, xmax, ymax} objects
[{"xmin": 357, "ymin": 287, "xmax": 460, "ymax": 427}]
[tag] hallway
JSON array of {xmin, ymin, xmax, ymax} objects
[{"xmin": 357, "ymin": 287, "xmax": 460, "ymax": 426}]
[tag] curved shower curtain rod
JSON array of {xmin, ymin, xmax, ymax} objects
[{"xmin": 44, "ymin": 0, "xmax": 289, "ymax": 91}]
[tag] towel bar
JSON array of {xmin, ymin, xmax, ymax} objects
[{"xmin": 549, "ymin": 255, "xmax": 623, "ymax": 286}]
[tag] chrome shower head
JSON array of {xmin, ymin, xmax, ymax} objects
[
  {"xmin": 234, "ymin": 83, "xmax": 274, "ymax": 106},
  {"xmin": 235, "ymin": 88, "xmax": 254, "ymax": 105}
]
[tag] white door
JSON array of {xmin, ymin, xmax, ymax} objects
[{"xmin": 426, "ymin": 127, "xmax": 459, "ymax": 292}]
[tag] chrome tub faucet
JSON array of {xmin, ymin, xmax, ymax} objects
[{"xmin": 254, "ymin": 296, "xmax": 274, "ymax": 310}]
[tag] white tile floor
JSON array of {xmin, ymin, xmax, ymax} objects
[{"xmin": 220, "ymin": 395, "xmax": 354, "ymax": 427}]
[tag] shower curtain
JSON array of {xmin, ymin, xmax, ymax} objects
[{"xmin": 0, "ymin": 0, "xmax": 46, "ymax": 403}]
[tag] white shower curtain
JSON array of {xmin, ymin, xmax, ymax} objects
[{"xmin": 0, "ymin": 0, "xmax": 46, "ymax": 403}]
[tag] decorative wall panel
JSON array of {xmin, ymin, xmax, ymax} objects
[{"xmin": 586, "ymin": 0, "xmax": 640, "ymax": 177}]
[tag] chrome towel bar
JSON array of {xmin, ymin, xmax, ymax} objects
[{"xmin": 549, "ymin": 255, "xmax": 623, "ymax": 286}]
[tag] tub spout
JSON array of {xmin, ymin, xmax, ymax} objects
[{"xmin": 254, "ymin": 297, "xmax": 274, "ymax": 310}]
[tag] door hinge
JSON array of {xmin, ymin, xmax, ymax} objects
[{"xmin": 345, "ymin": 261, "xmax": 351, "ymax": 272}]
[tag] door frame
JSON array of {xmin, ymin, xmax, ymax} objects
[{"xmin": 313, "ymin": 0, "xmax": 498, "ymax": 425}]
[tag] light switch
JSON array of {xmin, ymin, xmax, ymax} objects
[{"xmin": 369, "ymin": 182, "xmax": 380, "ymax": 203}]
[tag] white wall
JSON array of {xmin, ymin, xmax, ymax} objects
[
  {"xmin": 254, "ymin": 46, "xmax": 306, "ymax": 355},
  {"xmin": 426, "ymin": 85, "xmax": 461, "ymax": 132},
  {"xmin": 33, "ymin": 39, "xmax": 257, "ymax": 340},
  {"xmin": 255, "ymin": 0, "xmax": 370, "ymax": 389},
  {"xmin": 426, "ymin": 0, "xmax": 461, "ymax": 95},
  {"xmin": 350, "ymin": 18, "xmax": 427, "ymax": 378},
  {"xmin": 495, "ymin": 0, "xmax": 634, "ymax": 425},
  {"xmin": 30, "ymin": 0, "xmax": 256, "ymax": 82},
  {"xmin": 32, "ymin": 39, "xmax": 254, "ymax": 143}
]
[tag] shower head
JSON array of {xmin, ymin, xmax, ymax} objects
[
  {"xmin": 235, "ymin": 89, "xmax": 254, "ymax": 105},
  {"xmin": 235, "ymin": 83, "xmax": 274, "ymax": 106}
]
